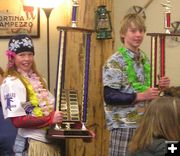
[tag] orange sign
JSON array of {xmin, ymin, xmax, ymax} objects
[{"xmin": 0, "ymin": 0, "xmax": 39, "ymax": 38}]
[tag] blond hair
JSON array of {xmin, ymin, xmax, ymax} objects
[
  {"xmin": 0, "ymin": 67, "xmax": 4, "ymax": 76},
  {"xmin": 119, "ymin": 13, "xmax": 146, "ymax": 43},
  {"xmin": 4, "ymin": 62, "xmax": 47, "ymax": 90},
  {"xmin": 128, "ymin": 95, "xmax": 180, "ymax": 153},
  {"xmin": 0, "ymin": 67, "xmax": 4, "ymax": 84}
]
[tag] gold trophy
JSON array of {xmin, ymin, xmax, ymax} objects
[{"xmin": 47, "ymin": 26, "xmax": 94, "ymax": 139}]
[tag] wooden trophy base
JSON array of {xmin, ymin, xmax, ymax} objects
[{"xmin": 46, "ymin": 121, "xmax": 92, "ymax": 139}]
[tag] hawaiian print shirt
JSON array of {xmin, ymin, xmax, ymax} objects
[{"xmin": 103, "ymin": 48, "xmax": 150, "ymax": 130}]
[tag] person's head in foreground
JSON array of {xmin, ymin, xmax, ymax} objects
[{"xmin": 128, "ymin": 87, "xmax": 180, "ymax": 155}]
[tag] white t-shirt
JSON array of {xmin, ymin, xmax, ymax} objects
[{"xmin": 0, "ymin": 76, "xmax": 49, "ymax": 142}]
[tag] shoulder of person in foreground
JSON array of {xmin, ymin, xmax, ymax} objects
[{"xmin": 127, "ymin": 138, "xmax": 166, "ymax": 156}]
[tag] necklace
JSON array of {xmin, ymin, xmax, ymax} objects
[
  {"xmin": 17, "ymin": 69, "xmax": 54, "ymax": 117},
  {"xmin": 118, "ymin": 47, "xmax": 150, "ymax": 92}
]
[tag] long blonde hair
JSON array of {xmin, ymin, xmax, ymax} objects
[
  {"xmin": 0, "ymin": 67, "xmax": 3, "ymax": 76},
  {"xmin": 0, "ymin": 67, "xmax": 4, "ymax": 84},
  {"xmin": 4, "ymin": 62, "xmax": 47, "ymax": 90},
  {"xmin": 128, "ymin": 95, "xmax": 180, "ymax": 153}
]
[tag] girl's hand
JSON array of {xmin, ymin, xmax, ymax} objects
[{"xmin": 52, "ymin": 111, "xmax": 63, "ymax": 124}]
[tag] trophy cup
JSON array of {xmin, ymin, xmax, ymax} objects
[
  {"xmin": 146, "ymin": 0, "xmax": 172, "ymax": 87},
  {"xmin": 71, "ymin": 0, "xmax": 79, "ymax": 27},
  {"xmin": 161, "ymin": 0, "xmax": 171, "ymax": 34},
  {"xmin": 47, "ymin": 27, "xmax": 94, "ymax": 139}
]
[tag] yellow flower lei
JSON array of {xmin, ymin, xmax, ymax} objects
[{"xmin": 21, "ymin": 76, "xmax": 44, "ymax": 117}]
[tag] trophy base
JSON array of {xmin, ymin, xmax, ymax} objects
[
  {"xmin": 47, "ymin": 128, "xmax": 92, "ymax": 139},
  {"xmin": 46, "ymin": 122, "xmax": 92, "ymax": 139}
]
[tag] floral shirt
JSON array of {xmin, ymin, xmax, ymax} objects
[{"xmin": 103, "ymin": 48, "xmax": 150, "ymax": 130}]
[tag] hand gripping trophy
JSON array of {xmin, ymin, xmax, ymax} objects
[{"xmin": 161, "ymin": 0, "xmax": 171, "ymax": 34}]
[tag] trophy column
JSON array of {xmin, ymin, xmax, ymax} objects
[
  {"xmin": 147, "ymin": 33, "xmax": 180, "ymax": 87},
  {"xmin": 47, "ymin": 26, "xmax": 94, "ymax": 139}
]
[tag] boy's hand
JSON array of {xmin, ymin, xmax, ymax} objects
[
  {"xmin": 158, "ymin": 76, "xmax": 170, "ymax": 90},
  {"xmin": 136, "ymin": 87, "xmax": 160, "ymax": 102}
]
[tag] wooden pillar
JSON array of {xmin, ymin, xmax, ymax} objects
[{"xmin": 64, "ymin": 0, "xmax": 114, "ymax": 156}]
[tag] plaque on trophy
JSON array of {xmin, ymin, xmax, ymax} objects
[
  {"xmin": 47, "ymin": 27, "xmax": 94, "ymax": 139},
  {"xmin": 47, "ymin": 89, "xmax": 90, "ymax": 138}
]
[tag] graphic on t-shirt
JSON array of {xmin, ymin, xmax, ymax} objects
[{"xmin": 5, "ymin": 93, "xmax": 15, "ymax": 111}]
